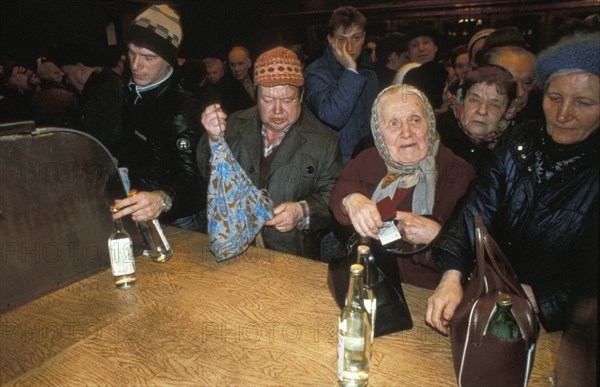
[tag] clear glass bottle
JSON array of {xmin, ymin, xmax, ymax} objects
[
  {"xmin": 128, "ymin": 189, "xmax": 173, "ymax": 263},
  {"xmin": 357, "ymin": 245, "xmax": 376, "ymax": 341},
  {"xmin": 108, "ymin": 206, "xmax": 137, "ymax": 289},
  {"xmin": 487, "ymin": 293, "xmax": 523, "ymax": 341},
  {"xmin": 338, "ymin": 264, "xmax": 372, "ymax": 387}
]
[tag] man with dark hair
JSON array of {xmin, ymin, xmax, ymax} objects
[
  {"xmin": 402, "ymin": 23, "xmax": 448, "ymax": 110},
  {"xmin": 112, "ymin": 4, "xmax": 208, "ymax": 232},
  {"xmin": 303, "ymin": 6, "xmax": 379, "ymax": 164},
  {"xmin": 375, "ymin": 32, "xmax": 409, "ymax": 90}
]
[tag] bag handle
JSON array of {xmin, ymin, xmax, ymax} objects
[
  {"xmin": 473, "ymin": 216, "xmax": 538, "ymax": 342},
  {"xmin": 484, "ymin": 235, "xmax": 527, "ymax": 297},
  {"xmin": 473, "ymin": 216, "xmax": 489, "ymax": 298}
]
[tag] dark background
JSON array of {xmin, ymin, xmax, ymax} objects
[{"xmin": 2, "ymin": 0, "xmax": 598, "ymax": 66}]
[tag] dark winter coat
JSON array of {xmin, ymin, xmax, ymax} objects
[
  {"xmin": 433, "ymin": 120, "xmax": 599, "ymax": 331},
  {"xmin": 120, "ymin": 72, "xmax": 207, "ymax": 223}
]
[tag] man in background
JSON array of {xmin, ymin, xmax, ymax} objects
[{"xmin": 303, "ymin": 6, "xmax": 379, "ymax": 165}]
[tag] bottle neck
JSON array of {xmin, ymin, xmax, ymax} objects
[
  {"xmin": 357, "ymin": 250, "xmax": 374, "ymax": 287},
  {"xmin": 346, "ymin": 272, "xmax": 364, "ymax": 308},
  {"xmin": 113, "ymin": 218, "xmax": 125, "ymax": 232}
]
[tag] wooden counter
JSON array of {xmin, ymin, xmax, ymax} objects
[{"xmin": 0, "ymin": 227, "xmax": 560, "ymax": 386}]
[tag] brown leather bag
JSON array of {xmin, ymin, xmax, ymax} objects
[{"xmin": 450, "ymin": 215, "xmax": 539, "ymax": 387}]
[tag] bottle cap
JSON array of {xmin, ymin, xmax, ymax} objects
[
  {"xmin": 357, "ymin": 245, "xmax": 371, "ymax": 255},
  {"xmin": 128, "ymin": 189, "xmax": 138, "ymax": 196},
  {"xmin": 350, "ymin": 264, "xmax": 364, "ymax": 275},
  {"xmin": 496, "ymin": 293, "xmax": 513, "ymax": 306}
]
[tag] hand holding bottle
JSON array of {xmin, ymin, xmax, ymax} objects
[{"xmin": 112, "ymin": 191, "xmax": 164, "ymax": 222}]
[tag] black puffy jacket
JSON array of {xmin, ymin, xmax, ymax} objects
[
  {"xmin": 433, "ymin": 120, "xmax": 599, "ymax": 332},
  {"xmin": 119, "ymin": 72, "xmax": 208, "ymax": 223}
]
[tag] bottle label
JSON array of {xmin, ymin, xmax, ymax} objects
[
  {"xmin": 108, "ymin": 239, "xmax": 136, "ymax": 276},
  {"xmin": 152, "ymin": 220, "xmax": 171, "ymax": 250},
  {"xmin": 363, "ymin": 299, "xmax": 373, "ymax": 315},
  {"xmin": 344, "ymin": 336, "xmax": 365, "ymax": 351},
  {"xmin": 337, "ymin": 331, "xmax": 344, "ymax": 381}
]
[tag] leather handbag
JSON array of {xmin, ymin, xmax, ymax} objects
[
  {"xmin": 450, "ymin": 215, "xmax": 539, "ymax": 387},
  {"xmin": 327, "ymin": 234, "xmax": 413, "ymax": 337}
]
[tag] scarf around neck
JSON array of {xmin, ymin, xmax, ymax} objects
[{"xmin": 371, "ymin": 84, "xmax": 440, "ymax": 215}]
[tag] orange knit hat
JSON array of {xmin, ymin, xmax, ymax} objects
[{"xmin": 254, "ymin": 46, "xmax": 304, "ymax": 87}]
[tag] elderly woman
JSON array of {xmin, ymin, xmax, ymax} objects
[
  {"xmin": 437, "ymin": 64, "xmax": 517, "ymax": 173},
  {"xmin": 329, "ymin": 84, "xmax": 475, "ymax": 289},
  {"xmin": 426, "ymin": 35, "xmax": 599, "ymax": 334}
]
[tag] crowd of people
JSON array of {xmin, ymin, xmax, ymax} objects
[{"xmin": 1, "ymin": 4, "xmax": 598, "ymax": 380}]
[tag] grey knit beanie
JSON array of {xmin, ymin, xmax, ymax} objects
[{"xmin": 536, "ymin": 34, "xmax": 600, "ymax": 87}]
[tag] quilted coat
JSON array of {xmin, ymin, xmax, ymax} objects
[{"xmin": 433, "ymin": 120, "xmax": 599, "ymax": 331}]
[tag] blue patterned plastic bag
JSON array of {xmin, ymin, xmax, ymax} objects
[{"xmin": 207, "ymin": 139, "xmax": 273, "ymax": 261}]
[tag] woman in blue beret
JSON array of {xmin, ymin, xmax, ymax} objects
[{"xmin": 426, "ymin": 34, "xmax": 599, "ymax": 334}]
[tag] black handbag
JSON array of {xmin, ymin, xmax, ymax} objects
[{"xmin": 327, "ymin": 233, "xmax": 413, "ymax": 337}]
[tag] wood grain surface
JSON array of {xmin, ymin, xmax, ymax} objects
[{"xmin": 0, "ymin": 227, "xmax": 561, "ymax": 386}]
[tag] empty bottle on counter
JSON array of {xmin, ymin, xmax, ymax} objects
[
  {"xmin": 338, "ymin": 264, "xmax": 372, "ymax": 386},
  {"xmin": 128, "ymin": 189, "xmax": 173, "ymax": 263}
]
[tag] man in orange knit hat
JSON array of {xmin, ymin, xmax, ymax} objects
[{"xmin": 198, "ymin": 46, "xmax": 342, "ymax": 259}]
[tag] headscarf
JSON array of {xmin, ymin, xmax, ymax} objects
[{"xmin": 371, "ymin": 84, "xmax": 440, "ymax": 215}]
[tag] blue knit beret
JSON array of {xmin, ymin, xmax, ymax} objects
[{"xmin": 536, "ymin": 34, "xmax": 600, "ymax": 87}]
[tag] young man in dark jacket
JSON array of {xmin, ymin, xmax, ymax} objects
[
  {"xmin": 112, "ymin": 4, "xmax": 208, "ymax": 232},
  {"xmin": 303, "ymin": 6, "xmax": 379, "ymax": 165}
]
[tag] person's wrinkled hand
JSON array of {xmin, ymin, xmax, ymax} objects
[
  {"xmin": 112, "ymin": 191, "xmax": 163, "ymax": 222},
  {"xmin": 265, "ymin": 202, "xmax": 302, "ymax": 232},
  {"xmin": 395, "ymin": 211, "xmax": 441, "ymax": 245},
  {"xmin": 201, "ymin": 103, "xmax": 227, "ymax": 145},
  {"xmin": 426, "ymin": 270, "xmax": 463, "ymax": 335},
  {"xmin": 343, "ymin": 193, "xmax": 383, "ymax": 239}
]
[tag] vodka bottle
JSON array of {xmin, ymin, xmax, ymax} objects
[
  {"xmin": 487, "ymin": 293, "xmax": 522, "ymax": 341},
  {"xmin": 357, "ymin": 245, "xmax": 377, "ymax": 340},
  {"xmin": 337, "ymin": 264, "xmax": 372, "ymax": 386},
  {"xmin": 108, "ymin": 206, "xmax": 137, "ymax": 289},
  {"xmin": 128, "ymin": 189, "xmax": 173, "ymax": 263}
]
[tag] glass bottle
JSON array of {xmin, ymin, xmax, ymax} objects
[
  {"xmin": 128, "ymin": 189, "xmax": 173, "ymax": 263},
  {"xmin": 108, "ymin": 206, "xmax": 137, "ymax": 289},
  {"xmin": 338, "ymin": 264, "xmax": 372, "ymax": 387},
  {"xmin": 357, "ymin": 245, "xmax": 376, "ymax": 340},
  {"xmin": 487, "ymin": 293, "xmax": 523, "ymax": 341}
]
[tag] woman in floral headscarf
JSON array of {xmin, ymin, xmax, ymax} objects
[{"xmin": 329, "ymin": 84, "xmax": 475, "ymax": 289}]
